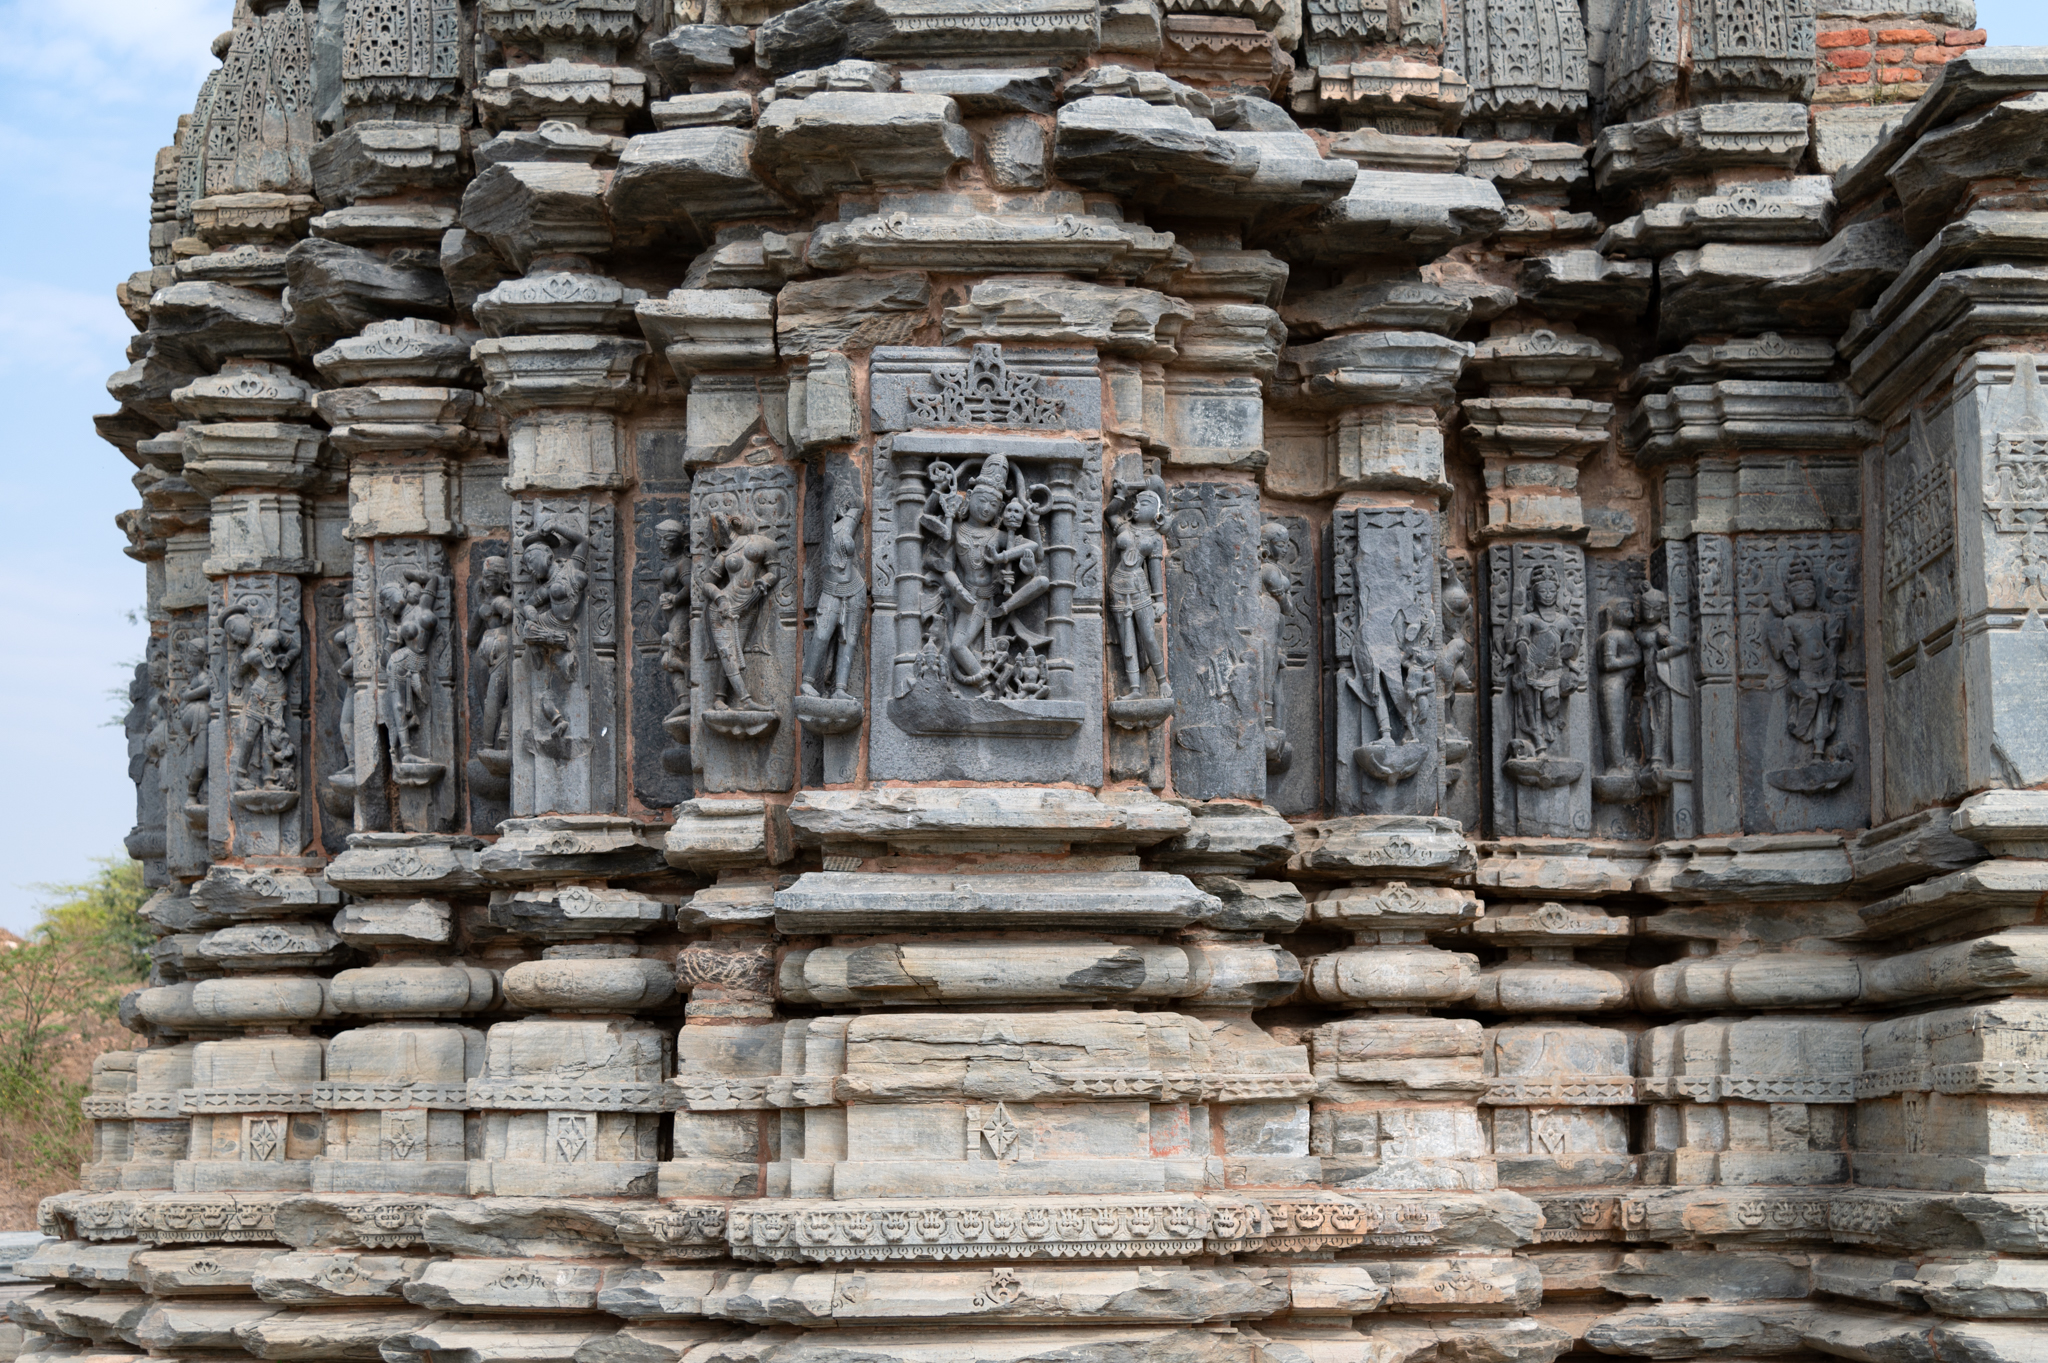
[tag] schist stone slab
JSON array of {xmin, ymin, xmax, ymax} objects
[
  {"xmin": 772, "ymin": 871, "xmax": 1222, "ymax": 931},
  {"xmin": 80, "ymin": 6, "xmax": 2048, "ymax": 1363}
]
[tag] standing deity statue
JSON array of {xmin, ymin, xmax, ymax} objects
[
  {"xmin": 1764, "ymin": 557, "xmax": 1853, "ymax": 793},
  {"xmin": 1105, "ymin": 476, "xmax": 1169, "ymax": 704},
  {"xmin": 518, "ymin": 518, "xmax": 591, "ymax": 757},
  {"xmin": 1595, "ymin": 595, "xmax": 1642, "ymax": 777},
  {"xmin": 381, "ymin": 567, "xmax": 444, "ymax": 778},
  {"xmin": 223, "ymin": 607, "xmax": 303, "ymax": 806},
  {"xmin": 923, "ymin": 453, "xmax": 1052, "ymax": 696},
  {"xmin": 1505, "ymin": 564, "xmax": 1586, "ymax": 784},
  {"xmin": 1254, "ymin": 521, "xmax": 1294, "ymax": 772},
  {"xmin": 702, "ymin": 510, "xmax": 781, "ymax": 714},
  {"xmin": 1348, "ymin": 563, "xmax": 1435, "ymax": 784},
  {"xmin": 469, "ymin": 555, "xmax": 515, "ymax": 765},
  {"xmin": 1635, "ymin": 584, "xmax": 1689, "ymax": 772},
  {"xmin": 803, "ymin": 499, "xmax": 866, "ymax": 702},
  {"xmin": 654, "ymin": 521, "xmax": 693, "ymax": 737}
]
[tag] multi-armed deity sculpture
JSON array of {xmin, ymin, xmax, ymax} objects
[{"xmin": 65, "ymin": 3, "xmax": 2048, "ymax": 1363}]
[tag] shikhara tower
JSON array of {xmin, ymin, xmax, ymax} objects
[{"xmin": 31, "ymin": 0, "xmax": 2048, "ymax": 1361}]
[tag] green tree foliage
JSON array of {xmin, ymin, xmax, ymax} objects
[{"xmin": 0, "ymin": 856, "xmax": 151, "ymax": 1192}]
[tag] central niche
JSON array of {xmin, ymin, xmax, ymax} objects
[
  {"xmin": 868, "ymin": 345, "xmax": 1104, "ymax": 783},
  {"xmin": 890, "ymin": 437, "xmax": 1086, "ymax": 735}
]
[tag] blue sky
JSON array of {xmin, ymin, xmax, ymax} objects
[{"xmin": 0, "ymin": 0, "xmax": 2045, "ymax": 933}]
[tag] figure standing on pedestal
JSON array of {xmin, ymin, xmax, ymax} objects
[
  {"xmin": 703, "ymin": 510, "xmax": 780, "ymax": 717},
  {"xmin": 1504, "ymin": 563, "xmax": 1586, "ymax": 788},
  {"xmin": 518, "ymin": 518, "xmax": 590, "ymax": 759}
]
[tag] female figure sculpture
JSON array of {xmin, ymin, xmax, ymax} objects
[
  {"xmin": 1105, "ymin": 476, "xmax": 1169, "ymax": 702},
  {"xmin": 518, "ymin": 517, "xmax": 591, "ymax": 756},
  {"xmin": 469, "ymin": 555, "xmax": 514, "ymax": 764},
  {"xmin": 703, "ymin": 510, "xmax": 781, "ymax": 714}
]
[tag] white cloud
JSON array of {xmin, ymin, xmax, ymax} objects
[
  {"xmin": 0, "ymin": 0, "xmax": 229, "ymax": 100},
  {"xmin": 0, "ymin": 278, "xmax": 135, "ymax": 384}
]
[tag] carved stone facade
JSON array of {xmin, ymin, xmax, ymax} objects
[{"xmin": 64, "ymin": 11, "xmax": 2048, "ymax": 1363}]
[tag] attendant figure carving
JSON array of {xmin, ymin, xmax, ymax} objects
[
  {"xmin": 175, "ymin": 634, "xmax": 213, "ymax": 823},
  {"xmin": 1636, "ymin": 584, "xmax": 1689, "ymax": 774},
  {"xmin": 1105, "ymin": 475, "xmax": 1172, "ymax": 731},
  {"xmin": 1438, "ymin": 558, "xmax": 1475, "ymax": 769}
]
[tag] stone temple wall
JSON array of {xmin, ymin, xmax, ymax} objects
[{"xmin": 28, "ymin": 0, "xmax": 2048, "ymax": 1360}]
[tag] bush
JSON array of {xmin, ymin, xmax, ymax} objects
[{"xmin": 0, "ymin": 857, "xmax": 151, "ymax": 1224}]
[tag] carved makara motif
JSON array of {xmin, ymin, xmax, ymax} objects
[{"xmin": 796, "ymin": 476, "xmax": 867, "ymax": 737}]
